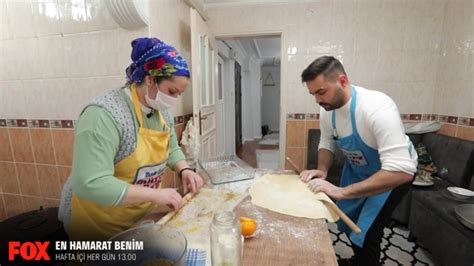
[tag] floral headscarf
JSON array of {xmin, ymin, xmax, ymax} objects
[{"xmin": 125, "ymin": 37, "xmax": 190, "ymax": 83}]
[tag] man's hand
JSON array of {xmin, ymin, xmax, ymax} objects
[
  {"xmin": 307, "ymin": 178, "xmax": 345, "ymax": 200},
  {"xmin": 153, "ymin": 188, "xmax": 183, "ymax": 210},
  {"xmin": 181, "ymin": 170, "xmax": 204, "ymax": 194},
  {"xmin": 300, "ymin": 169, "xmax": 327, "ymax": 183}
]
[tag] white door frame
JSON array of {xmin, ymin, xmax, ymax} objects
[
  {"xmin": 190, "ymin": 8, "xmax": 218, "ymax": 159},
  {"xmin": 216, "ymin": 54, "xmax": 226, "ymax": 156}
]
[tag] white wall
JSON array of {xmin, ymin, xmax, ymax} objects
[
  {"xmin": 250, "ymin": 57, "xmax": 262, "ymax": 139},
  {"xmin": 216, "ymin": 41, "xmax": 236, "ymax": 155},
  {"xmin": 261, "ymin": 65, "xmax": 280, "ymax": 131},
  {"xmin": 0, "ymin": 0, "xmax": 148, "ymax": 120},
  {"xmin": 0, "ymin": 0, "xmax": 196, "ymax": 121},
  {"xmin": 433, "ymin": 0, "xmax": 473, "ymax": 118},
  {"xmin": 149, "ymin": 0, "xmax": 193, "ymax": 116},
  {"xmin": 241, "ymin": 56, "xmax": 263, "ymax": 141},
  {"xmin": 206, "ymin": 1, "xmax": 450, "ymax": 116}
]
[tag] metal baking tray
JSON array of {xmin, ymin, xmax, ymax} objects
[
  {"xmin": 198, "ymin": 155, "xmax": 254, "ymax": 185},
  {"xmin": 454, "ymin": 204, "xmax": 474, "ymax": 231}
]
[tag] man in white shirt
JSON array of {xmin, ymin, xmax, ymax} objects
[{"xmin": 299, "ymin": 56, "xmax": 417, "ymax": 266}]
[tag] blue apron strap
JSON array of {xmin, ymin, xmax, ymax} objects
[
  {"xmin": 349, "ymin": 86, "xmax": 358, "ymax": 137},
  {"xmin": 331, "ymin": 111, "xmax": 337, "ymax": 139}
]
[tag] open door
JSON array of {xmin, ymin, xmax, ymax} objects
[{"xmin": 190, "ymin": 8, "xmax": 217, "ymax": 159}]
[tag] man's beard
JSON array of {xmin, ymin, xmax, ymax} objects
[{"xmin": 320, "ymin": 86, "xmax": 345, "ymax": 111}]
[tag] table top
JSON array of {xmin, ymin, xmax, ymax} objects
[
  {"xmin": 149, "ymin": 160, "xmax": 337, "ymax": 266},
  {"xmin": 234, "ymin": 196, "xmax": 337, "ymax": 266}
]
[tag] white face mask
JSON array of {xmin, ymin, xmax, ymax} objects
[{"xmin": 145, "ymin": 85, "xmax": 179, "ymax": 111}]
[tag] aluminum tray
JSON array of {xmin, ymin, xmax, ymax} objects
[
  {"xmin": 454, "ymin": 204, "xmax": 474, "ymax": 231},
  {"xmin": 198, "ymin": 155, "xmax": 254, "ymax": 185}
]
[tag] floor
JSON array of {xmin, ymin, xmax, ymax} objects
[
  {"xmin": 236, "ymin": 139, "xmax": 278, "ymax": 168},
  {"xmin": 328, "ymin": 222, "xmax": 438, "ymax": 265}
]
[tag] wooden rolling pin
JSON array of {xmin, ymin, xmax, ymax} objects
[
  {"xmin": 156, "ymin": 192, "xmax": 195, "ymax": 225},
  {"xmin": 322, "ymin": 200, "xmax": 361, "ymax": 234},
  {"xmin": 285, "ymin": 157, "xmax": 361, "ymax": 234},
  {"xmin": 286, "ymin": 157, "xmax": 301, "ymax": 174}
]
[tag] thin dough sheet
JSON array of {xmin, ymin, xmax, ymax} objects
[{"xmin": 249, "ymin": 174, "xmax": 339, "ymax": 222}]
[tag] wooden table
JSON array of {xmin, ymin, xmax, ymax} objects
[
  {"xmin": 234, "ymin": 196, "xmax": 337, "ymax": 265},
  {"xmin": 147, "ymin": 161, "xmax": 338, "ymax": 265}
]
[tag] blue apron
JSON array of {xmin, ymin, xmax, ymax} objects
[{"xmin": 332, "ymin": 86, "xmax": 391, "ymax": 247}]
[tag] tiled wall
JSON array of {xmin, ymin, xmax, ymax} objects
[
  {"xmin": 285, "ymin": 118, "xmax": 320, "ymax": 171},
  {"xmin": 207, "ymin": 0, "xmax": 474, "ymax": 169},
  {"xmin": 207, "ymin": 1, "xmax": 448, "ymax": 115},
  {"xmin": 433, "ymin": 0, "xmax": 473, "ymax": 120},
  {"xmin": 0, "ymin": 0, "xmax": 195, "ymax": 220},
  {"xmin": 284, "ymin": 113, "xmax": 474, "ymax": 172},
  {"xmin": 0, "ymin": 115, "xmax": 192, "ymax": 221}
]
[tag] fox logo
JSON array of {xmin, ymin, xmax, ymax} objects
[{"xmin": 8, "ymin": 241, "xmax": 51, "ymax": 261}]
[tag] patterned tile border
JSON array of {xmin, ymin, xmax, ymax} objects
[
  {"xmin": 1, "ymin": 113, "xmax": 472, "ymax": 128},
  {"xmin": 286, "ymin": 113, "xmax": 474, "ymax": 128},
  {"xmin": 0, "ymin": 114, "xmax": 194, "ymax": 129},
  {"xmin": 287, "ymin": 113, "xmax": 306, "ymax": 120}
]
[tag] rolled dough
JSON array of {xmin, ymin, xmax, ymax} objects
[{"xmin": 249, "ymin": 174, "xmax": 339, "ymax": 222}]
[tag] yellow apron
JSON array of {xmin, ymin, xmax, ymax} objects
[{"xmin": 70, "ymin": 84, "xmax": 170, "ymax": 240}]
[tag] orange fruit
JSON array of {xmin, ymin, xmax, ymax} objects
[
  {"xmin": 241, "ymin": 221, "xmax": 257, "ymax": 236},
  {"xmin": 240, "ymin": 216, "xmax": 257, "ymax": 224}
]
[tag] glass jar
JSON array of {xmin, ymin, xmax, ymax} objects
[{"xmin": 210, "ymin": 210, "xmax": 242, "ymax": 266}]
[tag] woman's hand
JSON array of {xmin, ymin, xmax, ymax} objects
[
  {"xmin": 181, "ymin": 170, "xmax": 204, "ymax": 194},
  {"xmin": 152, "ymin": 188, "xmax": 183, "ymax": 210},
  {"xmin": 307, "ymin": 178, "xmax": 345, "ymax": 200},
  {"xmin": 300, "ymin": 169, "xmax": 327, "ymax": 183}
]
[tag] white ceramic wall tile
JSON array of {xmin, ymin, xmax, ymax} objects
[
  {"xmin": 0, "ymin": 0, "xmax": 12, "ymax": 40},
  {"xmin": 2, "ymin": 38, "xmax": 39, "ymax": 80},
  {"xmin": 351, "ymin": 51, "xmax": 378, "ymax": 85},
  {"xmin": 85, "ymin": 0, "xmax": 118, "ymax": 32},
  {"xmin": 117, "ymin": 28, "xmax": 150, "ymax": 76},
  {"xmin": 0, "ymin": 81, "xmax": 23, "ymax": 117},
  {"xmin": 0, "ymin": 41, "xmax": 4, "ymax": 81},
  {"xmin": 54, "ymin": 77, "xmax": 95, "ymax": 119},
  {"xmin": 286, "ymin": 82, "xmax": 307, "ymax": 114},
  {"xmin": 93, "ymin": 76, "xmax": 126, "ymax": 95},
  {"xmin": 403, "ymin": 17, "xmax": 443, "ymax": 52},
  {"xmin": 7, "ymin": 0, "xmax": 37, "ymax": 39},
  {"xmin": 37, "ymin": 35, "xmax": 65, "ymax": 78},
  {"xmin": 62, "ymin": 33, "xmax": 93, "ymax": 77},
  {"xmin": 3, "ymin": 39, "xmax": 22, "ymax": 80},
  {"xmin": 305, "ymin": 89, "xmax": 320, "ymax": 114},
  {"xmin": 8, "ymin": 81, "xmax": 29, "ymax": 118},
  {"xmin": 41, "ymin": 78, "xmax": 66, "ymax": 120},
  {"xmin": 32, "ymin": 0, "xmax": 62, "ymax": 37},
  {"xmin": 89, "ymin": 30, "xmax": 121, "ymax": 77},
  {"xmin": 58, "ymin": 0, "xmax": 88, "ymax": 35},
  {"xmin": 22, "ymin": 79, "xmax": 49, "ymax": 119},
  {"xmin": 421, "ymin": 83, "xmax": 436, "ymax": 115},
  {"xmin": 379, "ymin": 17, "xmax": 406, "ymax": 52}
]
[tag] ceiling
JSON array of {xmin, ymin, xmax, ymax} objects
[{"xmin": 236, "ymin": 36, "xmax": 281, "ymax": 66}]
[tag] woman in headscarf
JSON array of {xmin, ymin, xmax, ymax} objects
[{"xmin": 59, "ymin": 37, "xmax": 204, "ymax": 240}]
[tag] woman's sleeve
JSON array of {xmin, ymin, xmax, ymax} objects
[
  {"xmin": 71, "ymin": 106, "xmax": 129, "ymax": 206},
  {"xmin": 166, "ymin": 119, "xmax": 186, "ymax": 169}
]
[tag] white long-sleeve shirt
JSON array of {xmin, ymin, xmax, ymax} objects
[{"xmin": 318, "ymin": 86, "xmax": 417, "ymax": 175}]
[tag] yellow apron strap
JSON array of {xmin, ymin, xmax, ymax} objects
[
  {"xmin": 131, "ymin": 84, "xmax": 145, "ymax": 127},
  {"xmin": 130, "ymin": 84, "xmax": 169, "ymax": 131}
]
